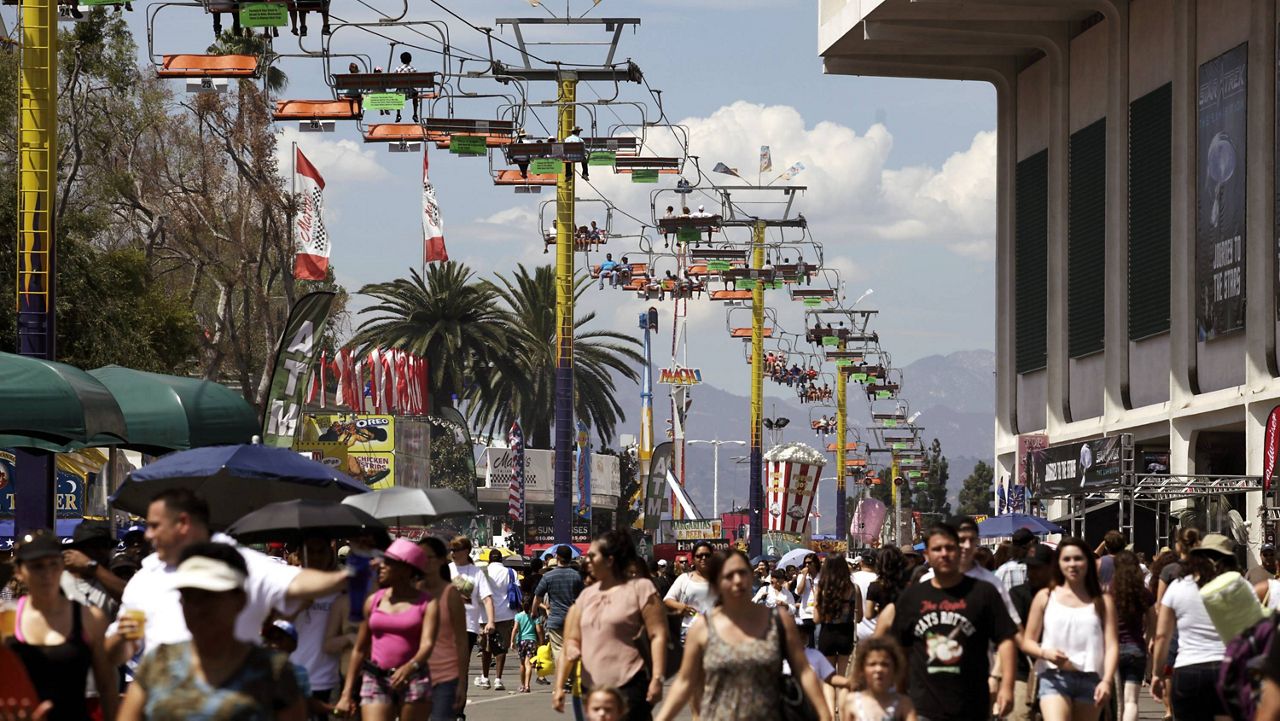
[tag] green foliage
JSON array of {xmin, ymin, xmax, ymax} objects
[
  {"xmin": 916, "ymin": 438, "xmax": 952, "ymax": 520},
  {"xmin": 470, "ymin": 265, "xmax": 643, "ymax": 448},
  {"xmin": 350, "ymin": 263, "xmax": 513, "ymax": 414},
  {"xmin": 600, "ymin": 447, "xmax": 641, "ymax": 529},
  {"xmin": 958, "ymin": 460, "xmax": 995, "ymax": 517},
  {"xmin": 429, "ymin": 427, "xmax": 479, "ymax": 507}
]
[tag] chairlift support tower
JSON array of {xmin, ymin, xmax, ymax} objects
[
  {"xmin": 493, "ymin": 14, "xmax": 641, "ymax": 546},
  {"xmin": 14, "ymin": 0, "xmax": 59, "ymax": 534}
]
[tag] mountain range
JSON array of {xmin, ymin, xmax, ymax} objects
[{"xmin": 610, "ymin": 349, "xmax": 995, "ymax": 534}]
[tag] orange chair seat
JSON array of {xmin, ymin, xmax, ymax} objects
[
  {"xmin": 712, "ymin": 290, "xmax": 753, "ymax": 301},
  {"xmin": 494, "ymin": 170, "xmax": 557, "ymax": 186},
  {"xmin": 729, "ymin": 327, "xmax": 773, "ymax": 338},
  {"xmin": 825, "ymin": 442, "xmax": 858, "ymax": 452},
  {"xmin": 363, "ymin": 124, "xmax": 425, "ymax": 142},
  {"xmin": 158, "ymin": 54, "xmax": 257, "ymax": 78},
  {"xmin": 273, "ymin": 99, "xmax": 360, "ymax": 121}
]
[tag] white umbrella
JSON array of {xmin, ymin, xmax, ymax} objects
[
  {"xmin": 341, "ymin": 487, "xmax": 475, "ymax": 526},
  {"xmin": 777, "ymin": 547, "xmax": 816, "ymax": 570}
]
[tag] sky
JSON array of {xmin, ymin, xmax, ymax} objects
[{"xmin": 104, "ymin": 0, "xmax": 997, "ymax": 404}]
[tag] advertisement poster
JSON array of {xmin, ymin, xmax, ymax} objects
[
  {"xmin": 0, "ymin": 449, "xmax": 90, "ymax": 518},
  {"xmin": 1197, "ymin": 44, "xmax": 1248, "ymax": 340},
  {"xmin": 1029, "ymin": 436, "xmax": 1128, "ymax": 497},
  {"xmin": 348, "ymin": 452, "xmax": 394, "ymax": 489},
  {"xmin": 262, "ymin": 291, "xmax": 336, "ymax": 446},
  {"xmin": 308, "ymin": 413, "xmax": 395, "ymax": 453}
]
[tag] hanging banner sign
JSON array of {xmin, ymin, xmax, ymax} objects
[
  {"xmin": 1196, "ymin": 43, "xmax": 1248, "ymax": 340},
  {"xmin": 588, "ymin": 151, "xmax": 616, "ymax": 166},
  {"xmin": 677, "ymin": 227, "xmax": 701, "ymax": 244},
  {"xmin": 821, "ymin": 336, "xmax": 839, "ymax": 347},
  {"xmin": 239, "ymin": 3, "xmax": 288, "ymax": 27},
  {"xmin": 363, "ymin": 93, "xmax": 406, "ymax": 111},
  {"xmin": 657, "ymin": 368, "xmax": 702, "ymax": 386},
  {"xmin": 1029, "ymin": 435, "xmax": 1129, "ymax": 497},
  {"xmin": 668, "ymin": 519, "xmax": 723, "ymax": 540},
  {"xmin": 644, "ymin": 442, "xmax": 674, "ymax": 530},
  {"xmin": 450, "ymin": 136, "xmax": 488, "ymax": 156},
  {"xmin": 1265, "ymin": 406, "xmax": 1280, "ymax": 491},
  {"xmin": 707, "ymin": 260, "xmax": 731, "ymax": 272},
  {"xmin": 835, "ymin": 358, "xmax": 853, "ymax": 368},
  {"xmin": 529, "ymin": 158, "xmax": 563, "ymax": 174},
  {"xmin": 737, "ymin": 279, "xmax": 757, "ymax": 290},
  {"xmin": 631, "ymin": 169, "xmax": 659, "ymax": 183},
  {"xmin": 804, "ymin": 298, "xmax": 823, "ymax": 307}
]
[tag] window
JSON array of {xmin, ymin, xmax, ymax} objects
[
  {"xmin": 1128, "ymin": 83, "xmax": 1172, "ymax": 340},
  {"xmin": 1068, "ymin": 118, "xmax": 1106, "ymax": 358},
  {"xmin": 1016, "ymin": 149, "xmax": 1049, "ymax": 373}
]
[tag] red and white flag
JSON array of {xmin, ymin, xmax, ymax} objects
[
  {"xmin": 293, "ymin": 148, "xmax": 330, "ymax": 280},
  {"xmin": 422, "ymin": 150, "xmax": 448, "ymax": 263}
]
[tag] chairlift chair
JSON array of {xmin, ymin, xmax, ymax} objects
[
  {"xmin": 790, "ymin": 287, "xmax": 836, "ymax": 302},
  {"xmin": 614, "ymin": 155, "xmax": 683, "ymax": 175},
  {"xmin": 273, "ymin": 98, "xmax": 361, "ymax": 130}
]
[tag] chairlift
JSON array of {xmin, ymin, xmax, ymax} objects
[
  {"xmin": 332, "ymin": 69, "xmax": 436, "ymax": 94},
  {"xmin": 147, "ymin": 2, "xmax": 260, "ymax": 89},
  {"xmin": 504, "ymin": 140, "xmax": 587, "ymax": 165},
  {"xmin": 273, "ymin": 98, "xmax": 361, "ymax": 128},
  {"xmin": 614, "ymin": 155, "xmax": 683, "ymax": 175},
  {"xmin": 688, "ymin": 247, "xmax": 748, "ymax": 262},
  {"xmin": 790, "ymin": 288, "xmax": 836, "ymax": 302},
  {"xmin": 538, "ymin": 198, "xmax": 614, "ymax": 252}
]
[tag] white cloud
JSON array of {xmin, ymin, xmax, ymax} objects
[{"xmin": 276, "ymin": 127, "xmax": 390, "ymax": 184}]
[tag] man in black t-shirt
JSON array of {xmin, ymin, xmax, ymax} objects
[{"xmin": 878, "ymin": 522, "xmax": 1018, "ymax": 721}]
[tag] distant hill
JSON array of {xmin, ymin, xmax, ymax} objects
[{"xmin": 603, "ymin": 349, "xmax": 996, "ymax": 534}]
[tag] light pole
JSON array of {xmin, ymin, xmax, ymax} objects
[{"xmin": 689, "ymin": 439, "xmax": 746, "ymax": 520}]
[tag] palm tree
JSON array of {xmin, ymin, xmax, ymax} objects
[
  {"xmin": 208, "ymin": 30, "xmax": 288, "ymax": 95},
  {"xmin": 350, "ymin": 263, "xmax": 515, "ymax": 414},
  {"xmin": 470, "ymin": 264, "xmax": 643, "ymax": 448}
]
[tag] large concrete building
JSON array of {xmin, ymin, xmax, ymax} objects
[{"xmin": 820, "ymin": 0, "xmax": 1280, "ymax": 551}]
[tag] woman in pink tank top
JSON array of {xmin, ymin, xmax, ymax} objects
[
  {"xmin": 336, "ymin": 539, "xmax": 438, "ymax": 721},
  {"xmin": 419, "ymin": 536, "xmax": 470, "ymax": 721}
]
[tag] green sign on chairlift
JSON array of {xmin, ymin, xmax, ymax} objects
[
  {"xmin": 850, "ymin": 372, "xmax": 868, "ymax": 383},
  {"xmin": 821, "ymin": 336, "xmax": 839, "ymax": 347},
  {"xmin": 677, "ymin": 227, "xmax": 701, "ymax": 244},
  {"xmin": 588, "ymin": 151, "xmax": 617, "ymax": 167},
  {"xmin": 877, "ymin": 390, "xmax": 894, "ymax": 399},
  {"xmin": 804, "ymin": 298, "xmax": 823, "ymax": 307},
  {"xmin": 363, "ymin": 93, "xmax": 406, "ymax": 111},
  {"xmin": 835, "ymin": 358, "xmax": 853, "ymax": 368},
  {"xmin": 737, "ymin": 279, "xmax": 757, "ymax": 290},
  {"xmin": 451, "ymin": 135, "xmax": 488, "ymax": 156},
  {"xmin": 892, "ymin": 442, "xmax": 909, "ymax": 450},
  {"xmin": 882, "ymin": 419, "xmax": 898, "ymax": 428},
  {"xmin": 707, "ymin": 260, "xmax": 732, "ymax": 272},
  {"xmin": 240, "ymin": 2, "xmax": 288, "ymax": 26},
  {"xmin": 528, "ymin": 158, "xmax": 563, "ymax": 174},
  {"xmin": 631, "ymin": 169, "xmax": 660, "ymax": 183}
]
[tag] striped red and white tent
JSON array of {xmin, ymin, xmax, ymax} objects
[{"xmin": 763, "ymin": 443, "xmax": 828, "ymax": 535}]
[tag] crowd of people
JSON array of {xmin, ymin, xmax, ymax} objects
[{"xmin": 17, "ymin": 493, "xmax": 1280, "ymax": 721}]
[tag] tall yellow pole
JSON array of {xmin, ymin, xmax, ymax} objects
[
  {"xmin": 552, "ymin": 72, "xmax": 577, "ymax": 544},
  {"xmin": 891, "ymin": 457, "xmax": 901, "ymax": 545},
  {"xmin": 835, "ymin": 339, "xmax": 847, "ymax": 545},
  {"xmin": 14, "ymin": 0, "xmax": 58, "ymax": 536},
  {"xmin": 747, "ymin": 220, "xmax": 766, "ymax": 557}
]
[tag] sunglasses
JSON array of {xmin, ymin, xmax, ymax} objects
[{"xmin": 694, "ymin": 553, "xmax": 712, "ymax": 559}]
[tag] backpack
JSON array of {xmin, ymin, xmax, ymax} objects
[
  {"xmin": 1217, "ymin": 615, "xmax": 1277, "ymax": 720},
  {"xmin": 506, "ymin": 568, "xmax": 523, "ymax": 611}
]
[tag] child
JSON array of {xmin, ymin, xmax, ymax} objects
[
  {"xmin": 584, "ymin": 687, "xmax": 627, "ymax": 721},
  {"xmin": 509, "ymin": 594, "xmax": 541, "ymax": 693},
  {"xmin": 843, "ymin": 636, "xmax": 916, "ymax": 721},
  {"xmin": 751, "ymin": 568, "xmax": 796, "ymax": 610}
]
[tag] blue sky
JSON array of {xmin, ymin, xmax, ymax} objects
[{"xmin": 109, "ymin": 0, "xmax": 997, "ymax": 402}]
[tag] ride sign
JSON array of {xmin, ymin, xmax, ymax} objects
[
  {"xmin": 450, "ymin": 136, "xmax": 488, "ymax": 157},
  {"xmin": 631, "ymin": 169, "xmax": 659, "ymax": 183},
  {"xmin": 658, "ymin": 368, "xmax": 702, "ymax": 386},
  {"xmin": 239, "ymin": 3, "xmax": 287, "ymax": 27},
  {"xmin": 363, "ymin": 93, "xmax": 406, "ymax": 111}
]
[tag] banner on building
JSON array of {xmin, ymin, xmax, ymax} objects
[
  {"xmin": 667, "ymin": 519, "xmax": 723, "ymax": 540},
  {"xmin": 1196, "ymin": 43, "xmax": 1248, "ymax": 340},
  {"xmin": 0, "ymin": 449, "xmax": 97, "ymax": 519},
  {"xmin": 262, "ymin": 292, "xmax": 336, "ymax": 447},
  {"xmin": 1028, "ymin": 435, "xmax": 1131, "ymax": 497},
  {"xmin": 422, "ymin": 150, "xmax": 448, "ymax": 263},
  {"xmin": 293, "ymin": 148, "xmax": 330, "ymax": 281}
]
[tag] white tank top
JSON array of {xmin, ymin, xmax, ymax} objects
[
  {"xmin": 1035, "ymin": 590, "xmax": 1105, "ymax": 675},
  {"xmin": 1267, "ymin": 579, "xmax": 1280, "ymax": 611}
]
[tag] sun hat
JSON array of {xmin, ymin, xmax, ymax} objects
[
  {"xmin": 170, "ymin": 555, "xmax": 247, "ymax": 593},
  {"xmin": 1191, "ymin": 533, "xmax": 1235, "ymax": 558},
  {"xmin": 384, "ymin": 538, "xmax": 428, "ymax": 574}
]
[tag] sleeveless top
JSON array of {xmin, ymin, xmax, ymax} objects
[
  {"xmin": 1267, "ymin": 579, "xmax": 1280, "ymax": 611},
  {"xmin": 6, "ymin": 597, "xmax": 91, "ymax": 721},
  {"xmin": 368, "ymin": 588, "xmax": 431, "ymax": 670},
  {"xmin": 1035, "ymin": 591, "xmax": 1104, "ymax": 675},
  {"xmin": 851, "ymin": 690, "xmax": 902, "ymax": 721},
  {"xmin": 290, "ymin": 591, "xmax": 340, "ymax": 691},
  {"xmin": 427, "ymin": 586, "xmax": 459, "ymax": 684},
  {"xmin": 702, "ymin": 608, "xmax": 783, "ymax": 721}
]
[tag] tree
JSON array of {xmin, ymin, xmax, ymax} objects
[
  {"xmin": 469, "ymin": 265, "xmax": 643, "ymax": 449},
  {"xmin": 958, "ymin": 460, "xmax": 995, "ymax": 517},
  {"xmin": 915, "ymin": 438, "xmax": 952, "ymax": 520},
  {"xmin": 349, "ymin": 263, "xmax": 514, "ymax": 414}
]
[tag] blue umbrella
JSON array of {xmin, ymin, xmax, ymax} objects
[
  {"xmin": 977, "ymin": 513, "xmax": 1063, "ymax": 538},
  {"xmin": 540, "ymin": 544, "xmax": 582, "ymax": 561},
  {"xmin": 112, "ymin": 444, "xmax": 369, "ymax": 528}
]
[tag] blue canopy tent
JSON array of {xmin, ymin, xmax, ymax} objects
[{"xmin": 978, "ymin": 513, "xmax": 1063, "ymax": 538}]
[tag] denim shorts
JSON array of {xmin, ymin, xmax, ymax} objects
[
  {"xmin": 1117, "ymin": 642, "xmax": 1147, "ymax": 685},
  {"xmin": 1037, "ymin": 669, "xmax": 1101, "ymax": 702},
  {"xmin": 429, "ymin": 678, "xmax": 459, "ymax": 721}
]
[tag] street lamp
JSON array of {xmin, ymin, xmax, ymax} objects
[
  {"xmin": 688, "ymin": 439, "xmax": 746, "ymax": 519},
  {"xmin": 763, "ymin": 416, "xmax": 790, "ymax": 446}
]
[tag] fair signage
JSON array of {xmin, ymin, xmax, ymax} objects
[{"xmin": 658, "ymin": 367, "xmax": 702, "ymax": 385}]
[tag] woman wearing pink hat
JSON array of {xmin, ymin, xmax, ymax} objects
[{"xmin": 335, "ymin": 539, "xmax": 438, "ymax": 721}]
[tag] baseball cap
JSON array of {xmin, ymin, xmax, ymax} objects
[
  {"xmin": 384, "ymin": 538, "xmax": 428, "ymax": 574},
  {"xmin": 1192, "ymin": 533, "xmax": 1235, "ymax": 559},
  {"xmin": 657, "ymin": 559, "xmax": 668, "ymax": 567},
  {"xmin": 1011, "ymin": 528, "xmax": 1036, "ymax": 547},
  {"xmin": 15, "ymin": 533, "xmax": 63, "ymax": 563},
  {"xmin": 170, "ymin": 555, "xmax": 247, "ymax": 593},
  {"xmin": 1263, "ymin": 543, "xmax": 1276, "ymax": 552},
  {"xmin": 269, "ymin": 619, "xmax": 298, "ymax": 642}
]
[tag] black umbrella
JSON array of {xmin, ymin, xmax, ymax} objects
[
  {"xmin": 226, "ymin": 499, "xmax": 387, "ymax": 545},
  {"xmin": 502, "ymin": 556, "xmax": 530, "ymax": 569}
]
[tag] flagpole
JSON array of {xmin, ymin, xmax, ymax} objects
[{"xmin": 289, "ymin": 141, "xmax": 297, "ymax": 273}]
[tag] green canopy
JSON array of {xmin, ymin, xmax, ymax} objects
[
  {"xmin": 0, "ymin": 351, "xmax": 127, "ymax": 449},
  {"xmin": 88, "ymin": 366, "xmax": 259, "ymax": 454}
]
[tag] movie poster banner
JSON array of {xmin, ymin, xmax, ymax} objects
[
  {"xmin": 1029, "ymin": 436, "xmax": 1128, "ymax": 497},
  {"xmin": 1197, "ymin": 43, "xmax": 1248, "ymax": 340}
]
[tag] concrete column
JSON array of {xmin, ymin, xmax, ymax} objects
[
  {"xmin": 1170, "ymin": 0, "xmax": 1198, "ymax": 400},
  {"xmin": 1047, "ymin": 27, "xmax": 1072, "ymax": 429},
  {"xmin": 1247, "ymin": 2, "xmax": 1278, "ymax": 386},
  {"xmin": 997, "ymin": 68, "xmax": 1020, "ymax": 440},
  {"xmin": 1105, "ymin": 2, "xmax": 1132, "ymax": 418}
]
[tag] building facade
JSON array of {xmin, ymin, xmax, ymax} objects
[{"xmin": 820, "ymin": 0, "xmax": 1280, "ymax": 550}]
